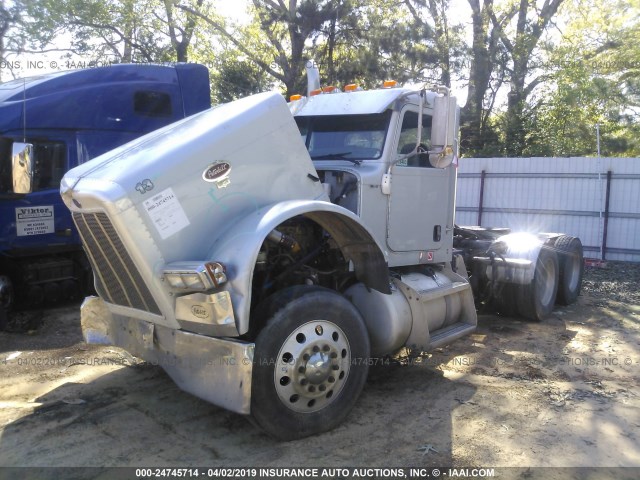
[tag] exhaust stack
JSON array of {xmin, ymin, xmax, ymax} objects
[{"xmin": 306, "ymin": 61, "xmax": 320, "ymax": 97}]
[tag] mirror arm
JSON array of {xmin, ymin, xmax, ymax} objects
[
  {"xmin": 416, "ymin": 89, "xmax": 425, "ymax": 151},
  {"xmin": 441, "ymin": 88, "xmax": 451, "ymax": 151},
  {"xmin": 386, "ymin": 150, "xmax": 414, "ymax": 176}
]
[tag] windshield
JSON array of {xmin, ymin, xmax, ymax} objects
[
  {"xmin": 0, "ymin": 72, "xmax": 68, "ymax": 102},
  {"xmin": 295, "ymin": 111, "xmax": 392, "ymax": 160}
]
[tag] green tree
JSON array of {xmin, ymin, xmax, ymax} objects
[
  {"xmin": 183, "ymin": 0, "xmax": 360, "ymax": 97},
  {"xmin": 525, "ymin": 0, "xmax": 640, "ymax": 156},
  {"xmin": 186, "ymin": 0, "xmax": 450, "ymax": 97},
  {"xmin": 27, "ymin": 0, "xmax": 206, "ymax": 63},
  {"xmin": 490, "ymin": 0, "xmax": 565, "ymax": 156},
  {"xmin": 311, "ymin": 0, "xmax": 433, "ymax": 89},
  {"xmin": 402, "ymin": 0, "xmax": 465, "ymax": 87},
  {"xmin": 1, "ymin": 0, "xmax": 26, "ymax": 80},
  {"xmin": 460, "ymin": 0, "xmax": 513, "ymax": 156},
  {"xmin": 210, "ymin": 50, "xmax": 275, "ymax": 103}
]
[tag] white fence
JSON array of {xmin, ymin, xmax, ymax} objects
[{"xmin": 455, "ymin": 157, "xmax": 640, "ymax": 262}]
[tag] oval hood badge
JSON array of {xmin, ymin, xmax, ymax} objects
[
  {"xmin": 191, "ymin": 305, "xmax": 209, "ymax": 319},
  {"xmin": 203, "ymin": 162, "xmax": 231, "ymax": 188}
]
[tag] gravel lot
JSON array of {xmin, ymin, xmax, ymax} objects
[
  {"xmin": 0, "ymin": 262, "xmax": 638, "ymax": 477},
  {"xmin": 582, "ymin": 261, "xmax": 640, "ymax": 305}
]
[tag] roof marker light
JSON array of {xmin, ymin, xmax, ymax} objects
[
  {"xmin": 310, "ymin": 88, "xmax": 322, "ymax": 97},
  {"xmin": 344, "ymin": 84, "xmax": 359, "ymax": 92},
  {"xmin": 322, "ymin": 86, "xmax": 339, "ymax": 93},
  {"xmin": 383, "ymin": 80, "xmax": 398, "ymax": 88},
  {"xmin": 289, "ymin": 94, "xmax": 303, "ymax": 101}
]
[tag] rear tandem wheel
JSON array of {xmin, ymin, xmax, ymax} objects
[
  {"xmin": 517, "ymin": 247, "xmax": 560, "ymax": 321},
  {"xmin": 552, "ymin": 235, "xmax": 584, "ymax": 305}
]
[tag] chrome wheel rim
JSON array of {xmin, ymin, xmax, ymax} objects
[{"xmin": 274, "ymin": 320, "xmax": 350, "ymax": 413}]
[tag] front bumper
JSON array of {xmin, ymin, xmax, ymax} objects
[{"xmin": 81, "ymin": 296, "xmax": 254, "ymax": 414}]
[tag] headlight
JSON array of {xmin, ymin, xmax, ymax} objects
[{"xmin": 163, "ymin": 261, "xmax": 227, "ymax": 291}]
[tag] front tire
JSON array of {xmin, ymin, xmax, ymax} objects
[{"xmin": 251, "ymin": 286, "xmax": 370, "ymax": 440}]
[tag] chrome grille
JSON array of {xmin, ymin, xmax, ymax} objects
[{"xmin": 73, "ymin": 212, "xmax": 162, "ymax": 315}]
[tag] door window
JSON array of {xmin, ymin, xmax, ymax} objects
[
  {"xmin": 32, "ymin": 142, "xmax": 67, "ymax": 191},
  {"xmin": 396, "ymin": 110, "xmax": 432, "ymax": 167}
]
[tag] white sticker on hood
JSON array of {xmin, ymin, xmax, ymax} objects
[
  {"xmin": 16, "ymin": 206, "xmax": 55, "ymax": 236},
  {"xmin": 143, "ymin": 188, "xmax": 190, "ymax": 240}
]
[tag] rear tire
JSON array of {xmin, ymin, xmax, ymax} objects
[
  {"xmin": 552, "ymin": 235, "xmax": 583, "ymax": 305},
  {"xmin": 251, "ymin": 286, "xmax": 370, "ymax": 440},
  {"xmin": 517, "ymin": 247, "xmax": 559, "ymax": 321}
]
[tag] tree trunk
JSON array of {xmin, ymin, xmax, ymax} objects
[
  {"xmin": 427, "ymin": 0, "xmax": 451, "ymax": 87},
  {"xmin": 501, "ymin": 0, "xmax": 565, "ymax": 156},
  {"xmin": 505, "ymin": 56, "xmax": 527, "ymax": 156},
  {"xmin": 460, "ymin": 0, "xmax": 493, "ymax": 154},
  {"xmin": 121, "ymin": 0, "xmax": 134, "ymax": 62}
]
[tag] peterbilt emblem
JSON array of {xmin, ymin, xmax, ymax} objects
[
  {"xmin": 203, "ymin": 162, "xmax": 231, "ymax": 188},
  {"xmin": 191, "ymin": 305, "xmax": 209, "ymax": 319}
]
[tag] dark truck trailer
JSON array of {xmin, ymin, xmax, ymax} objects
[{"xmin": 0, "ymin": 63, "xmax": 210, "ymax": 328}]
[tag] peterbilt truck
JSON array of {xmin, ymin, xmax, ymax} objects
[
  {"xmin": 60, "ymin": 64, "xmax": 583, "ymax": 440},
  {"xmin": 0, "ymin": 63, "xmax": 210, "ymax": 329}
]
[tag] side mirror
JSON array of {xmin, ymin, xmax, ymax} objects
[
  {"xmin": 430, "ymin": 95, "xmax": 457, "ymax": 168},
  {"xmin": 12, "ymin": 142, "xmax": 33, "ymax": 194}
]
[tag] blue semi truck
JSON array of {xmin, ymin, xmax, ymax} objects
[{"xmin": 0, "ymin": 63, "xmax": 210, "ymax": 328}]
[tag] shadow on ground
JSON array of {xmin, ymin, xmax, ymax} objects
[{"xmin": 0, "ymin": 353, "xmax": 471, "ymax": 468}]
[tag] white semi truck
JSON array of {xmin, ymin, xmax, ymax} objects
[{"xmin": 60, "ymin": 64, "xmax": 583, "ymax": 440}]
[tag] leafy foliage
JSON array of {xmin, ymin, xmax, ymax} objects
[
  {"xmin": 25, "ymin": 0, "xmax": 206, "ymax": 63},
  {"xmin": 1, "ymin": 0, "xmax": 30, "ymax": 80},
  {"xmin": 524, "ymin": 0, "xmax": 640, "ymax": 157},
  {"xmin": 5, "ymin": 0, "xmax": 640, "ymax": 156}
]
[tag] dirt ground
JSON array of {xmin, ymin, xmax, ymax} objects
[{"xmin": 0, "ymin": 265, "xmax": 639, "ymax": 474}]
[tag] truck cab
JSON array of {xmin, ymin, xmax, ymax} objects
[
  {"xmin": 291, "ymin": 84, "xmax": 458, "ymax": 267},
  {"xmin": 0, "ymin": 64, "xmax": 210, "ymax": 322}
]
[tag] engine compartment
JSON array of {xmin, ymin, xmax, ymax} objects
[{"xmin": 251, "ymin": 217, "xmax": 355, "ymax": 310}]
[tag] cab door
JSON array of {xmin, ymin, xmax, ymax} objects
[{"xmin": 386, "ymin": 107, "xmax": 450, "ymax": 253}]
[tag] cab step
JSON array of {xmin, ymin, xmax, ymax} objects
[{"xmin": 429, "ymin": 322, "xmax": 477, "ymax": 349}]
